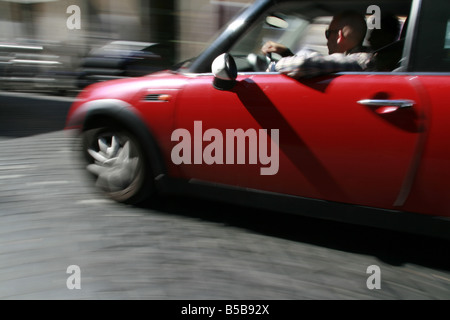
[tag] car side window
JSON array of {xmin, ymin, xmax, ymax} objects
[
  {"xmin": 227, "ymin": 1, "xmax": 415, "ymax": 74},
  {"xmin": 410, "ymin": 0, "xmax": 450, "ymax": 72}
]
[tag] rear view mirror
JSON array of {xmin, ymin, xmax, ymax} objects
[
  {"xmin": 266, "ymin": 15, "xmax": 289, "ymax": 29},
  {"xmin": 211, "ymin": 53, "xmax": 237, "ymax": 90}
]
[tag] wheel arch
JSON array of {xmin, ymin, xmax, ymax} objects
[{"xmin": 76, "ymin": 99, "xmax": 167, "ymax": 180}]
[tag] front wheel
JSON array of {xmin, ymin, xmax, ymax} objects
[{"xmin": 81, "ymin": 127, "xmax": 152, "ymax": 204}]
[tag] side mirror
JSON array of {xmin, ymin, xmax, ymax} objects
[{"xmin": 211, "ymin": 53, "xmax": 237, "ymax": 90}]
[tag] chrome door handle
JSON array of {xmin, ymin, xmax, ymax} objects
[{"xmin": 357, "ymin": 99, "xmax": 415, "ymax": 108}]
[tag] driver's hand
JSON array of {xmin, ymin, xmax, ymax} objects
[{"xmin": 261, "ymin": 41, "xmax": 293, "ymax": 57}]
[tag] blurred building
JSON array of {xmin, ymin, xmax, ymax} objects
[{"xmin": 0, "ymin": 0, "xmax": 255, "ymax": 67}]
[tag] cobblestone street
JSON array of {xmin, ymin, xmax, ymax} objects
[{"xmin": 0, "ymin": 130, "xmax": 449, "ymax": 300}]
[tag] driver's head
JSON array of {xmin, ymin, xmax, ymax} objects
[{"xmin": 326, "ymin": 11, "xmax": 367, "ymax": 54}]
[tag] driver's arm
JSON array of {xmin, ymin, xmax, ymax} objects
[{"xmin": 275, "ymin": 49, "xmax": 373, "ymax": 78}]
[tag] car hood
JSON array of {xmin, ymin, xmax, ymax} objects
[
  {"xmin": 78, "ymin": 70, "xmax": 189, "ymax": 102},
  {"xmin": 66, "ymin": 70, "xmax": 190, "ymax": 129}
]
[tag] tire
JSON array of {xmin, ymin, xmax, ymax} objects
[{"xmin": 81, "ymin": 126, "xmax": 153, "ymax": 204}]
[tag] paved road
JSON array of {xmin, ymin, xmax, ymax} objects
[
  {"xmin": 0, "ymin": 92, "xmax": 449, "ymax": 300},
  {"xmin": 0, "ymin": 130, "xmax": 449, "ymax": 300}
]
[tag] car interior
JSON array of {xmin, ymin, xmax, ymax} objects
[{"xmin": 228, "ymin": 0, "xmax": 413, "ymax": 73}]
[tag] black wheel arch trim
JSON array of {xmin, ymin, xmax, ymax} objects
[{"xmin": 70, "ymin": 98, "xmax": 167, "ymax": 181}]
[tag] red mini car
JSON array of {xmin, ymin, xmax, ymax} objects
[{"xmin": 66, "ymin": 0, "xmax": 450, "ymax": 239}]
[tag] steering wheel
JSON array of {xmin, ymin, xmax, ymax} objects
[{"xmin": 246, "ymin": 53, "xmax": 279, "ymax": 71}]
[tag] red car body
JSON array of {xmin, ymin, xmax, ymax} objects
[{"xmin": 66, "ymin": 0, "xmax": 450, "ymax": 239}]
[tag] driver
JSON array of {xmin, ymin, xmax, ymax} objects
[{"xmin": 262, "ymin": 10, "xmax": 374, "ymax": 78}]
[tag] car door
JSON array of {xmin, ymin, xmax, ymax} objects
[
  {"xmin": 172, "ymin": 70, "xmax": 426, "ymax": 211},
  {"xmin": 170, "ymin": 0, "xmax": 427, "ymax": 212}
]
